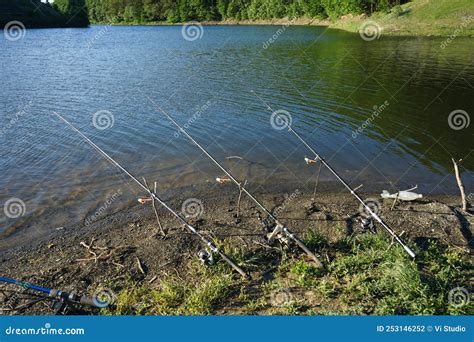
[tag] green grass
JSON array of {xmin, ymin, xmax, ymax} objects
[
  {"xmin": 331, "ymin": 0, "xmax": 474, "ymax": 37},
  {"xmin": 104, "ymin": 262, "xmax": 238, "ymax": 315},
  {"xmin": 103, "ymin": 232, "xmax": 472, "ymax": 316},
  {"xmin": 286, "ymin": 234, "xmax": 473, "ymax": 315}
]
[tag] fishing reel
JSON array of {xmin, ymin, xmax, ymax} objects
[
  {"xmin": 359, "ymin": 216, "xmax": 376, "ymax": 234},
  {"xmin": 260, "ymin": 215, "xmax": 291, "ymax": 247},
  {"xmin": 197, "ymin": 249, "xmax": 214, "ymax": 266},
  {"xmin": 267, "ymin": 224, "xmax": 289, "ymax": 245}
]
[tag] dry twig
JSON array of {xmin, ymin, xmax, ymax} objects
[
  {"xmin": 143, "ymin": 178, "xmax": 166, "ymax": 236},
  {"xmin": 237, "ymin": 180, "xmax": 248, "ymax": 217},
  {"xmin": 136, "ymin": 257, "xmax": 146, "ymax": 276},
  {"xmin": 452, "ymin": 158, "xmax": 468, "ymax": 211}
]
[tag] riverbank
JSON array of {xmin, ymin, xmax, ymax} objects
[
  {"xmin": 93, "ymin": 0, "xmax": 474, "ymax": 37},
  {"xmin": 330, "ymin": 0, "xmax": 474, "ymax": 37},
  {"xmin": 1, "ymin": 190, "xmax": 472, "ymax": 315}
]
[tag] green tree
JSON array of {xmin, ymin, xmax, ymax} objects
[
  {"xmin": 54, "ymin": 0, "xmax": 90, "ymax": 26},
  {"xmin": 83, "ymin": 0, "xmax": 402, "ymax": 23}
]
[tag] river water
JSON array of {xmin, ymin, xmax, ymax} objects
[{"xmin": 1, "ymin": 25, "xmax": 472, "ymax": 250}]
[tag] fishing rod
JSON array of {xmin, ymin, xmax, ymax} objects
[
  {"xmin": 153, "ymin": 105, "xmax": 323, "ymax": 267},
  {"xmin": 53, "ymin": 112, "xmax": 248, "ymax": 279},
  {"xmin": 0, "ymin": 276, "xmax": 108, "ymax": 308},
  {"xmin": 252, "ymin": 91, "xmax": 416, "ymax": 258}
]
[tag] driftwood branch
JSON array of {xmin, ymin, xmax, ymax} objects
[{"xmin": 452, "ymin": 158, "xmax": 468, "ymax": 211}]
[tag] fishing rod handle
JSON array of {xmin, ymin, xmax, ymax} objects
[
  {"xmin": 79, "ymin": 295, "xmax": 110, "ymax": 308},
  {"xmin": 403, "ymin": 245, "xmax": 416, "ymax": 258},
  {"xmin": 49, "ymin": 289, "xmax": 109, "ymax": 308}
]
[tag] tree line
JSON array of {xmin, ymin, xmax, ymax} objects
[
  {"xmin": 0, "ymin": 0, "xmax": 89, "ymax": 28},
  {"xmin": 84, "ymin": 0, "xmax": 404, "ymax": 23}
]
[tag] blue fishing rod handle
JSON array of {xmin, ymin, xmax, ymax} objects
[{"xmin": 0, "ymin": 277, "xmax": 51, "ymax": 294}]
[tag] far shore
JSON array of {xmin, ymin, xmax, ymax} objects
[{"xmin": 90, "ymin": 13, "xmax": 474, "ymax": 38}]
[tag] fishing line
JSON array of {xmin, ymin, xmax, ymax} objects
[
  {"xmin": 251, "ymin": 91, "xmax": 416, "ymax": 258},
  {"xmin": 52, "ymin": 112, "xmax": 248, "ymax": 279},
  {"xmin": 151, "ymin": 104, "xmax": 323, "ymax": 267}
]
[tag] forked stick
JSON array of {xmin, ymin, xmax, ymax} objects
[{"xmin": 452, "ymin": 158, "xmax": 468, "ymax": 211}]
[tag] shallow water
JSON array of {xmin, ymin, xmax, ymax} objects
[{"xmin": 1, "ymin": 25, "xmax": 473, "ymax": 250}]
